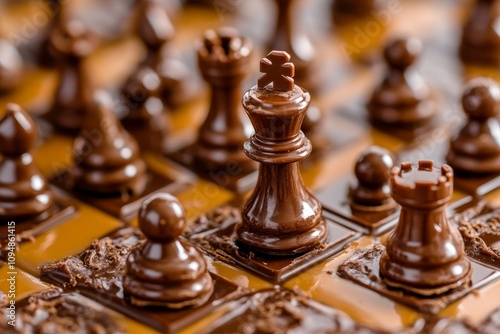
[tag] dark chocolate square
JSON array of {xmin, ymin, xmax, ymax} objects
[
  {"xmin": 199, "ymin": 288, "xmax": 379, "ymax": 334},
  {"xmin": 186, "ymin": 206, "xmax": 360, "ymax": 283},
  {"xmin": 167, "ymin": 144, "xmax": 259, "ymax": 193},
  {"xmin": 337, "ymin": 243, "xmax": 500, "ymax": 314},
  {"xmin": 316, "ymin": 177, "xmax": 399, "ymax": 235},
  {"xmin": 450, "ymin": 199, "xmax": 500, "ymax": 270},
  {"xmin": 41, "ymin": 227, "xmax": 244, "ymax": 334},
  {"xmin": 51, "ymin": 167, "xmax": 189, "ymax": 222},
  {"xmin": 0, "ymin": 188, "xmax": 76, "ymax": 254},
  {"xmin": 397, "ymin": 137, "xmax": 500, "ymax": 196}
]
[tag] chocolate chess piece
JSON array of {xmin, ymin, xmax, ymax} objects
[
  {"xmin": 349, "ymin": 146, "xmax": 396, "ymax": 211},
  {"xmin": 268, "ymin": 0, "xmax": 324, "ymax": 147},
  {"xmin": 236, "ymin": 50, "xmax": 327, "ymax": 255},
  {"xmin": 194, "ymin": 27, "xmax": 257, "ymax": 177},
  {"xmin": 72, "ymin": 90, "xmax": 147, "ymax": 196},
  {"xmin": 446, "ymin": 78, "xmax": 500, "ymax": 174},
  {"xmin": 380, "ymin": 160, "xmax": 472, "ymax": 296},
  {"xmin": 332, "ymin": 0, "xmax": 388, "ymax": 26},
  {"xmin": 459, "ymin": 0, "xmax": 500, "ymax": 66},
  {"xmin": 135, "ymin": 0, "xmax": 191, "ymax": 107},
  {"xmin": 123, "ymin": 193, "xmax": 213, "ymax": 308},
  {"xmin": 0, "ymin": 38, "xmax": 23, "ymax": 93},
  {"xmin": 367, "ymin": 37, "xmax": 435, "ymax": 128},
  {"xmin": 121, "ymin": 67, "xmax": 170, "ymax": 152},
  {"xmin": 37, "ymin": 0, "xmax": 65, "ymax": 67},
  {"xmin": 0, "ymin": 104, "xmax": 54, "ymax": 221},
  {"xmin": 47, "ymin": 18, "xmax": 98, "ymax": 134}
]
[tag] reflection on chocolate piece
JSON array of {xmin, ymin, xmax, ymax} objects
[
  {"xmin": 123, "ymin": 193, "xmax": 214, "ymax": 308},
  {"xmin": 338, "ymin": 243, "xmax": 499, "ymax": 314},
  {"xmin": 381, "ymin": 161, "xmax": 472, "ymax": 296},
  {"xmin": 41, "ymin": 227, "xmax": 242, "ymax": 333},
  {"xmin": 187, "ymin": 204, "xmax": 359, "ymax": 283},
  {"xmin": 0, "ymin": 288, "xmax": 126, "ymax": 333},
  {"xmin": 236, "ymin": 51, "xmax": 327, "ymax": 256},
  {"xmin": 201, "ymin": 288, "xmax": 391, "ymax": 334},
  {"xmin": 194, "ymin": 27, "xmax": 256, "ymax": 176}
]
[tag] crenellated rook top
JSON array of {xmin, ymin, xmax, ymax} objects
[{"xmin": 390, "ymin": 160, "xmax": 453, "ymax": 206}]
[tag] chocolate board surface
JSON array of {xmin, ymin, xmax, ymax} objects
[{"xmin": 1, "ymin": 1, "xmax": 500, "ymax": 333}]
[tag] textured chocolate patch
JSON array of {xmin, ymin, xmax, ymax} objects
[
  {"xmin": 337, "ymin": 243, "xmax": 500, "ymax": 314},
  {"xmin": 0, "ymin": 288, "xmax": 126, "ymax": 333}
]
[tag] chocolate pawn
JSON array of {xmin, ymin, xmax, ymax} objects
[
  {"xmin": 121, "ymin": 67, "xmax": 170, "ymax": 152},
  {"xmin": 0, "ymin": 39, "xmax": 24, "ymax": 93},
  {"xmin": 194, "ymin": 27, "xmax": 256, "ymax": 175},
  {"xmin": 48, "ymin": 18, "xmax": 98, "ymax": 134},
  {"xmin": 446, "ymin": 78, "xmax": 500, "ymax": 174},
  {"xmin": 459, "ymin": 0, "xmax": 500, "ymax": 66},
  {"xmin": 367, "ymin": 37, "xmax": 435, "ymax": 126},
  {"xmin": 72, "ymin": 90, "xmax": 147, "ymax": 196},
  {"xmin": 123, "ymin": 193, "xmax": 213, "ymax": 308},
  {"xmin": 349, "ymin": 146, "xmax": 396, "ymax": 210},
  {"xmin": 135, "ymin": 0, "xmax": 191, "ymax": 107},
  {"xmin": 236, "ymin": 50, "xmax": 327, "ymax": 255},
  {"xmin": 380, "ymin": 161, "xmax": 472, "ymax": 296},
  {"xmin": 0, "ymin": 104, "xmax": 54, "ymax": 221}
]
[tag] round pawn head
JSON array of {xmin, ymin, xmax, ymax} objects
[
  {"xmin": 138, "ymin": 193, "xmax": 187, "ymax": 243},
  {"xmin": 0, "ymin": 104, "xmax": 37, "ymax": 157},
  {"xmin": 354, "ymin": 146, "xmax": 394, "ymax": 188},
  {"xmin": 384, "ymin": 37, "xmax": 422, "ymax": 70},
  {"xmin": 461, "ymin": 77, "xmax": 500, "ymax": 120}
]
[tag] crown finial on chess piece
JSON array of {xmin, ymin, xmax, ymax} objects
[{"xmin": 258, "ymin": 51, "xmax": 295, "ymax": 91}]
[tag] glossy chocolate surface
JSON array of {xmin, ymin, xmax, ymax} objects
[
  {"xmin": 187, "ymin": 203, "xmax": 359, "ymax": 283},
  {"xmin": 368, "ymin": 37, "xmax": 436, "ymax": 127},
  {"xmin": 339, "ymin": 242, "xmax": 499, "ymax": 314},
  {"xmin": 123, "ymin": 193, "xmax": 214, "ymax": 308},
  {"xmin": 381, "ymin": 161, "xmax": 472, "ymax": 296},
  {"xmin": 446, "ymin": 78, "xmax": 500, "ymax": 174},
  {"xmin": 120, "ymin": 67, "xmax": 170, "ymax": 153},
  {"xmin": 460, "ymin": 0, "xmax": 500, "ymax": 65},
  {"xmin": 237, "ymin": 51, "xmax": 327, "ymax": 256},
  {"xmin": 41, "ymin": 227, "xmax": 243, "ymax": 333},
  {"xmin": 0, "ymin": 39, "xmax": 24, "ymax": 92},
  {"xmin": 0, "ymin": 104, "xmax": 54, "ymax": 221},
  {"xmin": 46, "ymin": 18, "xmax": 98, "ymax": 134},
  {"xmin": 194, "ymin": 27, "xmax": 256, "ymax": 176}
]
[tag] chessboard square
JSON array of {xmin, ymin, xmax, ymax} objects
[
  {"xmin": 167, "ymin": 144, "xmax": 259, "ymax": 193},
  {"xmin": 0, "ymin": 267, "xmax": 48, "ymax": 302},
  {"xmin": 0, "ymin": 189, "xmax": 76, "ymax": 250},
  {"xmin": 455, "ymin": 173, "xmax": 500, "ymax": 197},
  {"xmin": 51, "ymin": 167, "xmax": 188, "ymax": 222},
  {"xmin": 337, "ymin": 243, "xmax": 500, "ymax": 315},
  {"xmin": 40, "ymin": 226, "xmax": 243, "ymax": 333},
  {"xmin": 188, "ymin": 210, "xmax": 360, "ymax": 283},
  {"xmin": 316, "ymin": 177, "xmax": 399, "ymax": 236}
]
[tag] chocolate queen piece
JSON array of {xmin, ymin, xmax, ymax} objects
[
  {"xmin": 380, "ymin": 160, "xmax": 472, "ymax": 296},
  {"xmin": 235, "ymin": 50, "xmax": 327, "ymax": 255}
]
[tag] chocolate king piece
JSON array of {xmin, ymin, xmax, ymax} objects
[
  {"xmin": 235, "ymin": 50, "xmax": 327, "ymax": 255},
  {"xmin": 380, "ymin": 161, "xmax": 472, "ymax": 296}
]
